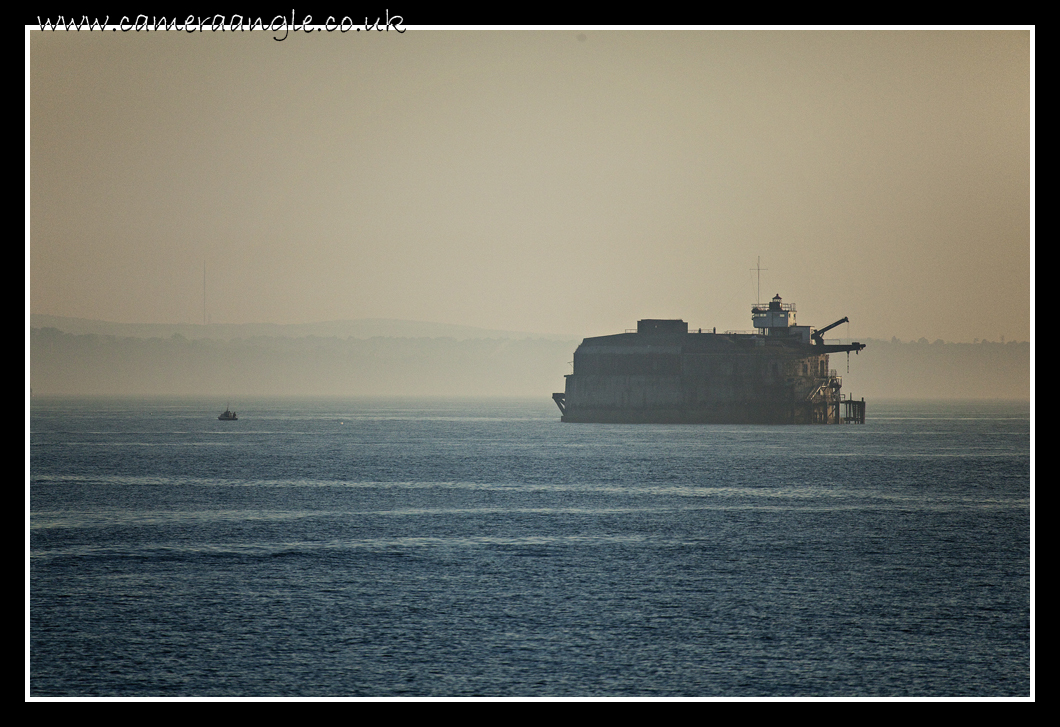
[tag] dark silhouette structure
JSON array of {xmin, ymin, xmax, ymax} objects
[{"xmin": 553, "ymin": 295, "xmax": 866, "ymax": 424}]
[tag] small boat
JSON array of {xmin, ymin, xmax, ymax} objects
[{"xmin": 218, "ymin": 405, "xmax": 238, "ymax": 421}]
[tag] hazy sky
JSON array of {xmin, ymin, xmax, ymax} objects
[{"xmin": 29, "ymin": 28, "xmax": 1031, "ymax": 342}]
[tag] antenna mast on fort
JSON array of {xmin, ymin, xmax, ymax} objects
[{"xmin": 751, "ymin": 257, "xmax": 768, "ymax": 305}]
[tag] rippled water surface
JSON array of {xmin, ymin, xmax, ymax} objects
[{"xmin": 30, "ymin": 397, "xmax": 1031, "ymax": 696}]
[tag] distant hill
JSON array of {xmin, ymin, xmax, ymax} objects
[
  {"xmin": 28, "ymin": 323, "xmax": 1029, "ymax": 400},
  {"xmin": 29, "ymin": 325, "xmax": 581, "ymax": 397},
  {"xmin": 835, "ymin": 337, "xmax": 1030, "ymax": 402},
  {"xmin": 28, "ymin": 314, "xmax": 575, "ymax": 342}
]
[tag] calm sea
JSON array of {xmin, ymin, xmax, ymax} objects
[{"xmin": 29, "ymin": 397, "xmax": 1031, "ymax": 697}]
